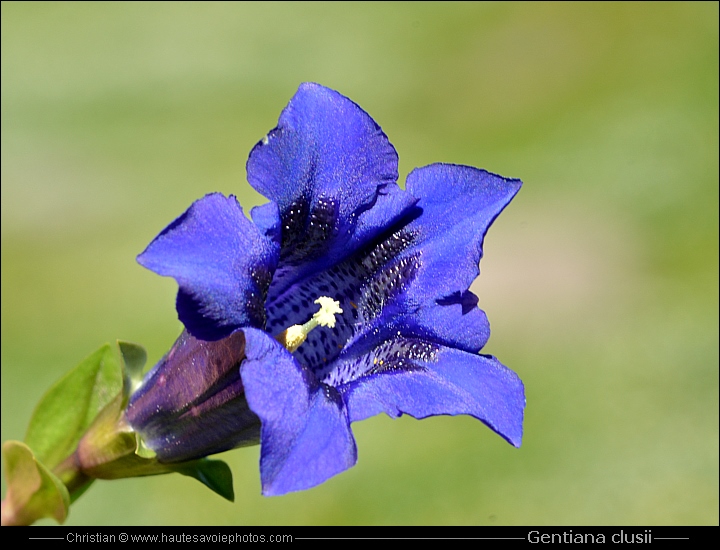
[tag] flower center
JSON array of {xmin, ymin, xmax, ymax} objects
[{"xmin": 274, "ymin": 297, "xmax": 343, "ymax": 353}]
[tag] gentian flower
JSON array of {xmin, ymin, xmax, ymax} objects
[{"xmin": 125, "ymin": 83, "xmax": 525, "ymax": 496}]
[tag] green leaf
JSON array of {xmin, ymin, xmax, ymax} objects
[
  {"xmin": 134, "ymin": 433, "xmax": 157, "ymax": 459},
  {"xmin": 24, "ymin": 344, "xmax": 123, "ymax": 469},
  {"xmin": 117, "ymin": 340, "xmax": 146, "ymax": 398},
  {"xmin": 175, "ymin": 459, "xmax": 235, "ymax": 502},
  {"xmin": 1, "ymin": 441, "xmax": 70, "ymax": 525}
]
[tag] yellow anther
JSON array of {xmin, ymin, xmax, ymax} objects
[
  {"xmin": 281, "ymin": 325, "xmax": 307, "ymax": 353},
  {"xmin": 313, "ymin": 297, "xmax": 343, "ymax": 328},
  {"xmin": 275, "ymin": 297, "xmax": 343, "ymax": 353}
]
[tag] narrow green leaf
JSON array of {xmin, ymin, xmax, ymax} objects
[
  {"xmin": 134, "ymin": 433, "xmax": 157, "ymax": 459},
  {"xmin": 117, "ymin": 340, "xmax": 147, "ymax": 397},
  {"xmin": 25, "ymin": 344, "xmax": 123, "ymax": 469},
  {"xmin": 175, "ymin": 459, "xmax": 235, "ymax": 502},
  {"xmin": 1, "ymin": 441, "xmax": 70, "ymax": 525}
]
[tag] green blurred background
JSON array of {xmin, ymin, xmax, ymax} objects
[{"xmin": 2, "ymin": 2, "xmax": 717, "ymax": 525}]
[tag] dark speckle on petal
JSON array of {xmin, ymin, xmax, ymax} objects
[{"xmin": 323, "ymin": 337, "xmax": 438, "ymax": 387}]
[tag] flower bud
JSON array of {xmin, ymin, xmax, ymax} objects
[{"xmin": 125, "ymin": 329, "xmax": 260, "ymax": 463}]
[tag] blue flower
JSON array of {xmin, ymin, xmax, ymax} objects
[{"xmin": 125, "ymin": 83, "xmax": 525, "ymax": 496}]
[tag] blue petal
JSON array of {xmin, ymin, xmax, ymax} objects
[
  {"xmin": 407, "ymin": 290, "xmax": 490, "ymax": 352},
  {"xmin": 240, "ymin": 328, "xmax": 357, "ymax": 496},
  {"xmin": 247, "ymin": 83, "xmax": 417, "ymax": 297},
  {"xmin": 404, "ymin": 163, "xmax": 522, "ymax": 305},
  {"xmin": 342, "ymin": 349, "xmax": 525, "ymax": 447},
  {"xmin": 250, "ymin": 201, "xmax": 282, "ymax": 245},
  {"xmin": 340, "ymin": 163, "xmax": 520, "ymax": 355},
  {"xmin": 137, "ymin": 193, "xmax": 279, "ymax": 340},
  {"xmin": 359, "ymin": 289, "xmax": 492, "ymax": 356}
]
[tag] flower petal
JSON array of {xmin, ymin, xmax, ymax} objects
[
  {"xmin": 137, "ymin": 193, "xmax": 279, "ymax": 340},
  {"xmin": 343, "ymin": 163, "xmax": 520, "ymax": 354},
  {"xmin": 240, "ymin": 328, "xmax": 357, "ymax": 496},
  {"xmin": 250, "ymin": 201, "xmax": 282, "ymax": 245},
  {"xmin": 407, "ymin": 290, "xmax": 490, "ymax": 352},
  {"xmin": 247, "ymin": 83, "xmax": 417, "ymax": 296},
  {"xmin": 342, "ymin": 349, "xmax": 525, "ymax": 447},
  {"xmin": 358, "ymin": 289, "xmax": 492, "ymax": 356},
  {"xmin": 404, "ymin": 163, "xmax": 522, "ymax": 305}
]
